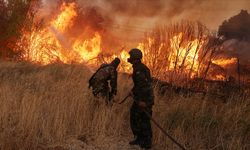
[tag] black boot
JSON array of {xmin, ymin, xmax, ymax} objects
[
  {"xmin": 129, "ymin": 136, "xmax": 141, "ymax": 145},
  {"xmin": 140, "ymin": 137, "xmax": 152, "ymax": 149}
]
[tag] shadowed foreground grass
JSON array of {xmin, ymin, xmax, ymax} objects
[{"xmin": 0, "ymin": 61, "xmax": 249, "ymax": 150}]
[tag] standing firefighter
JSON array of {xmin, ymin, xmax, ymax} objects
[
  {"xmin": 88, "ymin": 58, "xmax": 120, "ymax": 104},
  {"xmin": 128, "ymin": 48, "xmax": 154, "ymax": 149}
]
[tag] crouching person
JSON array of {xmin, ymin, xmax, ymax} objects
[{"xmin": 88, "ymin": 58, "xmax": 120, "ymax": 104}]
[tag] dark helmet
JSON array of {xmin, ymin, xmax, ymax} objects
[
  {"xmin": 110, "ymin": 57, "xmax": 120, "ymax": 68},
  {"xmin": 129, "ymin": 48, "xmax": 143, "ymax": 60}
]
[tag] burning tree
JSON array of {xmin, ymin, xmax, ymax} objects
[
  {"xmin": 138, "ymin": 21, "xmax": 222, "ymax": 84},
  {"xmin": 0, "ymin": 0, "xmax": 34, "ymax": 60},
  {"xmin": 17, "ymin": 1, "xmax": 104, "ymax": 65}
]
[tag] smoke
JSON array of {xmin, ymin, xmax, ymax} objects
[
  {"xmin": 39, "ymin": 0, "xmax": 250, "ymax": 59},
  {"xmin": 91, "ymin": 0, "xmax": 164, "ymax": 17},
  {"xmin": 50, "ymin": 26, "xmax": 72, "ymax": 51},
  {"xmin": 39, "ymin": 0, "xmax": 250, "ymax": 28},
  {"xmin": 222, "ymin": 39, "xmax": 250, "ymax": 64},
  {"xmin": 39, "ymin": 0, "xmax": 250, "ymax": 47},
  {"xmin": 217, "ymin": 10, "xmax": 250, "ymax": 75},
  {"xmin": 76, "ymin": 0, "xmax": 250, "ymax": 49},
  {"xmin": 218, "ymin": 10, "xmax": 250, "ymax": 40},
  {"xmin": 76, "ymin": 0, "xmax": 250, "ymax": 28}
]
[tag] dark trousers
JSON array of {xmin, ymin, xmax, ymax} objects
[{"xmin": 130, "ymin": 102, "xmax": 152, "ymax": 140}]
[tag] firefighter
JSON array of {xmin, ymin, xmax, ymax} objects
[
  {"xmin": 128, "ymin": 48, "xmax": 154, "ymax": 149},
  {"xmin": 88, "ymin": 58, "xmax": 120, "ymax": 104}
]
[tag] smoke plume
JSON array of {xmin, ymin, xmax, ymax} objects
[
  {"xmin": 217, "ymin": 10, "xmax": 250, "ymax": 76},
  {"xmin": 39, "ymin": 0, "xmax": 250, "ymax": 68}
]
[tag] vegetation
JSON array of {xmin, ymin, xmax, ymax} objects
[
  {"xmin": 0, "ymin": 61, "xmax": 249, "ymax": 150},
  {"xmin": 0, "ymin": 0, "xmax": 34, "ymax": 59},
  {"xmin": 0, "ymin": 1, "xmax": 249, "ymax": 150},
  {"xmin": 218, "ymin": 10, "xmax": 250, "ymax": 41},
  {"xmin": 138, "ymin": 21, "xmax": 223, "ymax": 85}
]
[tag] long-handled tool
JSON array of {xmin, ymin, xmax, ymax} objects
[
  {"xmin": 119, "ymin": 94, "xmax": 187, "ymax": 150},
  {"xmin": 141, "ymin": 107, "xmax": 187, "ymax": 150},
  {"xmin": 118, "ymin": 93, "xmax": 132, "ymax": 104}
]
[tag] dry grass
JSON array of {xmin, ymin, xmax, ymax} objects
[{"xmin": 0, "ymin": 61, "xmax": 249, "ymax": 150}]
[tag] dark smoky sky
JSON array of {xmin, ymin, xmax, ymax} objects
[
  {"xmin": 76, "ymin": 0, "xmax": 250, "ymax": 29},
  {"xmin": 41, "ymin": 0, "xmax": 250, "ymax": 28},
  {"xmin": 41, "ymin": 0, "xmax": 250, "ymax": 45}
]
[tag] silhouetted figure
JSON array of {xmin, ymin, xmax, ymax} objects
[
  {"xmin": 89, "ymin": 58, "xmax": 120, "ymax": 104},
  {"xmin": 128, "ymin": 48, "xmax": 154, "ymax": 149}
]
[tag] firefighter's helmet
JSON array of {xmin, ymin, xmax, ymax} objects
[{"xmin": 128, "ymin": 48, "xmax": 143, "ymax": 60}]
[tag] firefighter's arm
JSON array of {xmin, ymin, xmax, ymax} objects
[{"xmin": 138, "ymin": 69, "xmax": 154, "ymax": 108}]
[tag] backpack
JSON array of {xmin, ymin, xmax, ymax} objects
[{"xmin": 88, "ymin": 64, "xmax": 110, "ymax": 88}]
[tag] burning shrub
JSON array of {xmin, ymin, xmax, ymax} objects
[
  {"xmin": 138, "ymin": 21, "xmax": 223, "ymax": 83},
  {"xmin": 17, "ymin": 1, "xmax": 105, "ymax": 65},
  {"xmin": 9, "ymin": 1, "xmax": 246, "ymax": 85},
  {"xmin": 0, "ymin": 0, "xmax": 34, "ymax": 60}
]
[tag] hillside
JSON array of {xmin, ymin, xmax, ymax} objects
[{"xmin": 0, "ymin": 61, "xmax": 249, "ymax": 150}]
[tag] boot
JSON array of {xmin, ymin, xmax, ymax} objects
[
  {"xmin": 140, "ymin": 137, "xmax": 152, "ymax": 149},
  {"xmin": 129, "ymin": 136, "xmax": 141, "ymax": 145}
]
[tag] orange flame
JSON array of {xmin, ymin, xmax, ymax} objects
[
  {"xmin": 17, "ymin": 2, "xmax": 235, "ymax": 81},
  {"xmin": 20, "ymin": 2, "xmax": 101, "ymax": 65},
  {"xmin": 212, "ymin": 58, "xmax": 237, "ymax": 67},
  {"xmin": 169, "ymin": 33, "xmax": 201, "ymax": 72},
  {"xmin": 51, "ymin": 2, "xmax": 77, "ymax": 32},
  {"xmin": 214, "ymin": 75, "xmax": 226, "ymax": 81},
  {"xmin": 73, "ymin": 33, "xmax": 101, "ymax": 62},
  {"xmin": 137, "ymin": 33, "xmax": 203, "ymax": 78}
]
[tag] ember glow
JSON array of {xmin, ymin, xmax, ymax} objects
[{"xmin": 215, "ymin": 75, "xmax": 226, "ymax": 81}]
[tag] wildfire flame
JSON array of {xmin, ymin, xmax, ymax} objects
[
  {"xmin": 52, "ymin": 3, "xmax": 77, "ymax": 32},
  {"xmin": 73, "ymin": 33, "xmax": 101, "ymax": 62},
  {"xmin": 169, "ymin": 33, "xmax": 201, "ymax": 72},
  {"xmin": 214, "ymin": 75, "xmax": 226, "ymax": 81},
  {"xmin": 20, "ymin": 2, "xmax": 101, "ymax": 65},
  {"xmin": 17, "ymin": 2, "xmax": 238, "ymax": 81},
  {"xmin": 212, "ymin": 58, "xmax": 237, "ymax": 67}
]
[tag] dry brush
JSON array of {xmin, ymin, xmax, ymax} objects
[{"xmin": 0, "ymin": 61, "xmax": 249, "ymax": 150}]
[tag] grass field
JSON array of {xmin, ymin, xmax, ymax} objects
[{"xmin": 0, "ymin": 61, "xmax": 249, "ymax": 150}]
